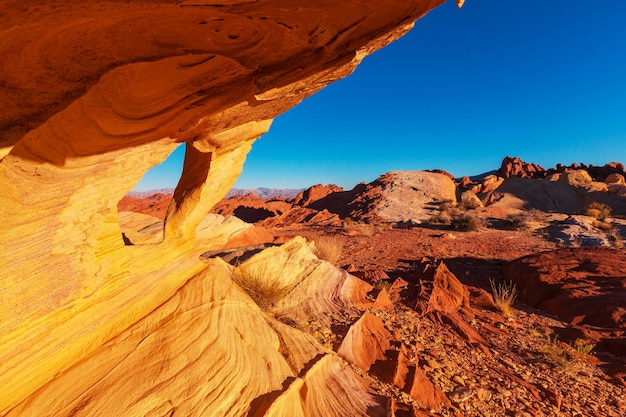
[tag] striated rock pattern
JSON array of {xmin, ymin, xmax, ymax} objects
[
  {"xmin": 503, "ymin": 248, "xmax": 626, "ymax": 330},
  {"xmin": 7, "ymin": 238, "xmax": 385, "ymax": 416},
  {"xmin": 503, "ymin": 248, "xmax": 626, "ymax": 379},
  {"xmin": 0, "ymin": 0, "xmax": 452, "ymax": 415}
]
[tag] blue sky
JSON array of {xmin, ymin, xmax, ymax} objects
[{"xmin": 133, "ymin": 0, "xmax": 626, "ymax": 191}]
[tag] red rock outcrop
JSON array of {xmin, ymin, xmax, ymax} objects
[
  {"xmin": 312, "ymin": 171, "xmax": 458, "ymax": 224},
  {"xmin": 337, "ymin": 312, "xmax": 392, "ymax": 372},
  {"xmin": 292, "ymin": 184, "xmax": 345, "ymax": 207},
  {"xmin": 497, "ymin": 156, "xmax": 546, "ymax": 179},
  {"xmin": 0, "ymin": 1, "xmax": 452, "ymax": 415},
  {"xmin": 212, "ymin": 193, "xmax": 292, "ymax": 223},
  {"xmin": 503, "ymin": 248, "xmax": 626, "ymax": 378},
  {"xmin": 503, "ymin": 248, "xmax": 626, "ymax": 330},
  {"xmin": 118, "ymin": 192, "xmax": 173, "ymax": 220}
]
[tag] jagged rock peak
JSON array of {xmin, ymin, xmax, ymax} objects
[{"xmin": 497, "ymin": 156, "xmax": 546, "ymax": 179}]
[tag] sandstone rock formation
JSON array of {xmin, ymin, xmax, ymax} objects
[
  {"xmin": 212, "ymin": 193, "xmax": 292, "ymax": 223},
  {"xmin": 118, "ymin": 192, "xmax": 174, "ymax": 220},
  {"xmin": 211, "ymin": 170, "xmax": 459, "ymax": 228},
  {"xmin": 292, "ymin": 184, "xmax": 345, "ymax": 208},
  {"xmin": 486, "ymin": 173, "xmax": 626, "ymax": 215},
  {"xmin": 503, "ymin": 248, "xmax": 626, "ymax": 331},
  {"xmin": 372, "ymin": 171, "xmax": 458, "ymax": 224},
  {"xmin": 308, "ymin": 171, "xmax": 458, "ymax": 224},
  {"xmin": 503, "ymin": 248, "xmax": 626, "ymax": 380},
  {"xmin": 0, "ymin": 0, "xmax": 452, "ymax": 415},
  {"xmin": 496, "ymin": 156, "xmax": 545, "ymax": 179}
]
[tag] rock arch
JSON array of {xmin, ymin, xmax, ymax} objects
[{"xmin": 0, "ymin": 0, "xmax": 449, "ymax": 413}]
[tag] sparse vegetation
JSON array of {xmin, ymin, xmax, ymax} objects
[
  {"xmin": 489, "ymin": 278, "xmax": 517, "ymax": 317},
  {"xmin": 460, "ymin": 196, "xmax": 482, "ymax": 210},
  {"xmin": 540, "ymin": 335, "xmax": 595, "ymax": 368},
  {"xmin": 573, "ymin": 338, "xmax": 595, "ymax": 356},
  {"xmin": 607, "ymin": 230, "xmax": 624, "ymax": 249},
  {"xmin": 429, "ymin": 200, "xmax": 462, "ymax": 226},
  {"xmin": 313, "ymin": 236, "xmax": 344, "ymax": 264},
  {"xmin": 372, "ymin": 278, "xmax": 393, "ymax": 291},
  {"xmin": 451, "ymin": 214, "xmax": 482, "ymax": 232},
  {"xmin": 584, "ymin": 202, "xmax": 612, "ymax": 221},
  {"xmin": 541, "ymin": 334, "xmax": 574, "ymax": 368},
  {"xmin": 508, "ymin": 209, "xmax": 543, "ymax": 231},
  {"xmin": 429, "ymin": 211, "xmax": 452, "ymax": 225},
  {"xmin": 233, "ymin": 262, "xmax": 289, "ymax": 309},
  {"xmin": 429, "ymin": 200, "xmax": 484, "ymax": 231},
  {"xmin": 592, "ymin": 219, "xmax": 613, "ymax": 231},
  {"xmin": 343, "ymin": 219, "xmax": 376, "ymax": 236}
]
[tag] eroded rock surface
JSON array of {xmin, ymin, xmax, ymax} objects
[
  {"xmin": 503, "ymin": 248, "xmax": 626, "ymax": 380},
  {"xmin": 0, "ymin": 0, "xmax": 449, "ymax": 414}
]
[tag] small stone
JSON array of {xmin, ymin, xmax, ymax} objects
[
  {"xmin": 476, "ymin": 388, "xmax": 492, "ymax": 401},
  {"xmin": 427, "ymin": 359, "xmax": 441, "ymax": 369},
  {"xmin": 452, "ymin": 375, "xmax": 466, "ymax": 386},
  {"xmin": 449, "ymin": 386, "xmax": 474, "ymax": 403}
]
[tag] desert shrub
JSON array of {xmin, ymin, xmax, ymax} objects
[
  {"xmin": 573, "ymin": 338, "xmax": 595, "ymax": 356},
  {"xmin": 343, "ymin": 221, "xmax": 376, "ymax": 236},
  {"xmin": 460, "ymin": 195, "xmax": 482, "ymax": 210},
  {"xmin": 429, "ymin": 211, "xmax": 452, "ymax": 225},
  {"xmin": 451, "ymin": 214, "xmax": 482, "ymax": 231},
  {"xmin": 440, "ymin": 201, "xmax": 463, "ymax": 216},
  {"xmin": 233, "ymin": 263, "xmax": 288, "ymax": 309},
  {"xmin": 508, "ymin": 209, "xmax": 543, "ymax": 231},
  {"xmin": 489, "ymin": 278, "xmax": 517, "ymax": 317},
  {"xmin": 584, "ymin": 202, "xmax": 612, "ymax": 221},
  {"xmin": 314, "ymin": 236, "xmax": 344, "ymax": 264},
  {"xmin": 541, "ymin": 335, "xmax": 574, "ymax": 368},
  {"xmin": 540, "ymin": 335, "xmax": 595, "ymax": 368}
]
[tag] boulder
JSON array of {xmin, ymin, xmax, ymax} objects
[
  {"xmin": 605, "ymin": 173, "xmax": 626, "ymax": 185},
  {"xmin": 460, "ymin": 190, "xmax": 483, "ymax": 208}
]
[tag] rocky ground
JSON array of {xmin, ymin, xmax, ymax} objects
[
  {"xmin": 265, "ymin": 223, "xmax": 624, "ymax": 416},
  {"xmin": 116, "ymin": 158, "xmax": 626, "ymax": 416}
]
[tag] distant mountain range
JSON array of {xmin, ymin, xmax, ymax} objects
[{"xmin": 128, "ymin": 187, "xmax": 304, "ymax": 199}]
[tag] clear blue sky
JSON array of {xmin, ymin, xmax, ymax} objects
[{"xmin": 133, "ymin": 0, "xmax": 626, "ymax": 191}]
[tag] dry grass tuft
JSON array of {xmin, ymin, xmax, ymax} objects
[
  {"xmin": 508, "ymin": 209, "xmax": 544, "ymax": 231},
  {"xmin": 343, "ymin": 219, "xmax": 376, "ymax": 236},
  {"xmin": 540, "ymin": 335, "xmax": 595, "ymax": 369},
  {"xmin": 542, "ymin": 335, "xmax": 574, "ymax": 369},
  {"xmin": 233, "ymin": 262, "xmax": 289, "ymax": 309},
  {"xmin": 489, "ymin": 278, "xmax": 517, "ymax": 317},
  {"xmin": 451, "ymin": 214, "xmax": 482, "ymax": 232},
  {"xmin": 314, "ymin": 236, "xmax": 344, "ymax": 264},
  {"xmin": 573, "ymin": 338, "xmax": 595, "ymax": 356},
  {"xmin": 584, "ymin": 202, "xmax": 612, "ymax": 221}
]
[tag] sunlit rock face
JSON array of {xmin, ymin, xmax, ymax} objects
[{"xmin": 0, "ymin": 0, "xmax": 447, "ymax": 415}]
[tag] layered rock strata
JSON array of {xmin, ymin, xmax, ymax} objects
[{"xmin": 0, "ymin": 0, "xmax": 452, "ymax": 414}]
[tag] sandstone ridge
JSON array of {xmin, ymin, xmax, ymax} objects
[{"xmin": 0, "ymin": 1, "xmax": 452, "ymax": 414}]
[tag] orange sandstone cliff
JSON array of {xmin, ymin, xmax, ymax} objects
[{"xmin": 0, "ymin": 0, "xmax": 456, "ymax": 415}]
